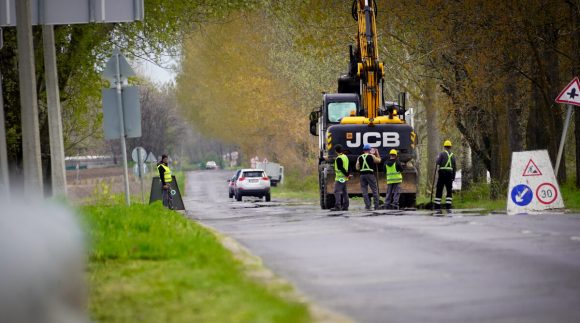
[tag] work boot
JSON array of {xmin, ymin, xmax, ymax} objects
[
  {"xmin": 329, "ymin": 207, "xmax": 341, "ymax": 212},
  {"xmin": 365, "ymin": 206, "xmax": 371, "ymax": 211}
]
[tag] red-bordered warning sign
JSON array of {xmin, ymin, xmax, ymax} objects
[
  {"xmin": 536, "ymin": 183, "xmax": 558, "ymax": 205},
  {"xmin": 555, "ymin": 77, "xmax": 580, "ymax": 106},
  {"xmin": 522, "ymin": 159, "xmax": 542, "ymax": 176}
]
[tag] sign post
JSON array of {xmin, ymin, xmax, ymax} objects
[
  {"xmin": 102, "ymin": 49, "xmax": 138, "ymax": 206},
  {"xmin": 132, "ymin": 146, "xmax": 147, "ymax": 203},
  {"xmin": 554, "ymin": 77, "xmax": 580, "ymax": 176}
]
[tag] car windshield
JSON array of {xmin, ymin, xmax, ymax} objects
[
  {"xmin": 328, "ymin": 102, "xmax": 357, "ymax": 123},
  {"xmin": 243, "ymin": 171, "xmax": 264, "ymax": 178}
]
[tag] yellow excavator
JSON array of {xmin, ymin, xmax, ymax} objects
[{"xmin": 309, "ymin": 0, "xmax": 417, "ymax": 209}]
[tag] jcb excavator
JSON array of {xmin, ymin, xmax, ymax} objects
[{"xmin": 309, "ymin": 0, "xmax": 417, "ymax": 209}]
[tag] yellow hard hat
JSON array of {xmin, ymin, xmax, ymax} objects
[
  {"xmin": 389, "ymin": 149, "xmax": 398, "ymax": 155},
  {"xmin": 443, "ymin": 140, "xmax": 452, "ymax": 147}
]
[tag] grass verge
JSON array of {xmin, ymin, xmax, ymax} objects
[{"xmin": 83, "ymin": 203, "xmax": 310, "ymax": 322}]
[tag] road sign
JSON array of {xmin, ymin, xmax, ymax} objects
[
  {"xmin": 0, "ymin": 0, "xmax": 144, "ymax": 26},
  {"xmin": 555, "ymin": 77, "xmax": 580, "ymax": 106},
  {"xmin": 507, "ymin": 150, "xmax": 564, "ymax": 214},
  {"xmin": 131, "ymin": 147, "xmax": 146, "ymax": 163},
  {"xmin": 554, "ymin": 77, "xmax": 580, "ymax": 176},
  {"xmin": 146, "ymin": 152, "xmax": 157, "ymax": 163},
  {"xmin": 102, "ymin": 51, "xmax": 136, "ymax": 83},
  {"xmin": 536, "ymin": 183, "xmax": 558, "ymax": 205},
  {"xmin": 102, "ymin": 87, "xmax": 141, "ymax": 139},
  {"xmin": 522, "ymin": 159, "xmax": 542, "ymax": 176},
  {"xmin": 132, "ymin": 163, "xmax": 148, "ymax": 177},
  {"xmin": 510, "ymin": 184, "xmax": 533, "ymax": 206}
]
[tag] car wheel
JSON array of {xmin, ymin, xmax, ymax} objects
[
  {"xmin": 265, "ymin": 193, "xmax": 271, "ymax": 202},
  {"xmin": 235, "ymin": 192, "xmax": 242, "ymax": 201}
]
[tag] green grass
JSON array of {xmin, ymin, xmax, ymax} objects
[
  {"xmin": 271, "ymin": 173, "xmax": 318, "ymax": 201},
  {"xmin": 561, "ymin": 182, "xmax": 580, "ymax": 211},
  {"xmin": 82, "ymin": 203, "xmax": 310, "ymax": 323},
  {"xmin": 451, "ymin": 183, "xmax": 507, "ymax": 211}
]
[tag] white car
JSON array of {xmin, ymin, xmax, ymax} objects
[
  {"xmin": 205, "ymin": 161, "xmax": 218, "ymax": 169},
  {"xmin": 234, "ymin": 169, "xmax": 271, "ymax": 202}
]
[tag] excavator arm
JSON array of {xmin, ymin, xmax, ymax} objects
[{"xmin": 340, "ymin": 0, "xmax": 402, "ymax": 125}]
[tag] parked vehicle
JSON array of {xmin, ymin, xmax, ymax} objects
[
  {"xmin": 255, "ymin": 162, "xmax": 284, "ymax": 187},
  {"xmin": 227, "ymin": 170, "xmax": 241, "ymax": 198},
  {"xmin": 205, "ymin": 161, "xmax": 218, "ymax": 169},
  {"xmin": 234, "ymin": 169, "xmax": 271, "ymax": 202}
]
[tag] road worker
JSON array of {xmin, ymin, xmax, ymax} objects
[
  {"xmin": 331, "ymin": 144, "xmax": 351, "ymax": 211},
  {"xmin": 384, "ymin": 149, "xmax": 403, "ymax": 209},
  {"xmin": 157, "ymin": 154, "xmax": 173, "ymax": 209},
  {"xmin": 434, "ymin": 140, "xmax": 457, "ymax": 213},
  {"xmin": 356, "ymin": 144, "xmax": 381, "ymax": 210}
]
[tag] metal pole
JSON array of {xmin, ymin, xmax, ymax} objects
[
  {"xmin": 42, "ymin": 25, "xmax": 67, "ymax": 197},
  {"xmin": 554, "ymin": 105, "xmax": 574, "ymax": 176},
  {"xmin": 138, "ymin": 149, "xmax": 144, "ymax": 203},
  {"xmin": 115, "ymin": 49, "xmax": 131, "ymax": 205},
  {"xmin": 16, "ymin": 0, "xmax": 43, "ymax": 197},
  {"xmin": 0, "ymin": 66, "xmax": 9, "ymax": 197}
]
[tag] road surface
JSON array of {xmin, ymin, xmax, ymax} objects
[{"xmin": 184, "ymin": 170, "xmax": 580, "ymax": 323}]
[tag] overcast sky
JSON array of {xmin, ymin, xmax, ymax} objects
[{"xmin": 135, "ymin": 57, "xmax": 177, "ymax": 85}]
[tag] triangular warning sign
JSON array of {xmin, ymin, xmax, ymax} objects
[
  {"xmin": 555, "ymin": 77, "xmax": 580, "ymax": 106},
  {"xmin": 522, "ymin": 159, "xmax": 542, "ymax": 176}
]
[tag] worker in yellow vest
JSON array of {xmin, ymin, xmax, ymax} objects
[
  {"xmin": 434, "ymin": 140, "xmax": 457, "ymax": 214},
  {"xmin": 330, "ymin": 144, "xmax": 352, "ymax": 211},
  {"xmin": 157, "ymin": 154, "xmax": 173, "ymax": 209},
  {"xmin": 384, "ymin": 149, "xmax": 403, "ymax": 209},
  {"xmin": 356, "ymin": 144, "xmax": 381, "ymax": 210}
]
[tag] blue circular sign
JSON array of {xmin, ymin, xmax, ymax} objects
[{"xmin": 511, "ymin": 184, "xmax": 533, "ymax": 206}]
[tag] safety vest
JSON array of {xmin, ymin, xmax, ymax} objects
[
  {"xmin": 359, "ymin": 154, "xmax": 372, "ymax": 172},
  {"xmin": 157, "ymin": 164, "xmax": 172, "ymax": 183},
  {"xmin": 334, "ymin": 154, "xmax": 349, "ymax": 182},
  {"xmin": 440, "ymin": 151, "xmax": 454, "ymax": 171},
  {"xmin": 386, "ymin": 162, "xmax": 402, "ymax": 184}
]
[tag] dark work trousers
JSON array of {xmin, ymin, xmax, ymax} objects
[
  {"xmin": 385, "ymin": 183, "xmax": 401, "ymax": 208},
  {"xmin": 360, "ymin": 173, "xmax": 380, "ymax": 209},
  {"xmin": 334, "ymin": 181, "xmax": 349, "ymax": 210},
  {"xmin": 435, "ymin": 171, "xmax": 454, "ymax": 209},
  {"xmin": 162, "ymin": 185, "xmax": 173, "ymax": 209}
]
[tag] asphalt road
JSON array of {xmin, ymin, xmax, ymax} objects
[{"xmin": 184, "ymin": 170, "xmax": 580, "ymax": 323}]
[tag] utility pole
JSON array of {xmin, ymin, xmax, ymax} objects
[
  {"xmin": 16, "ymin": 0, "xmax": 43, "ymax": 197},
  {"xmin": 42, "ymin": 25, "xmax": 67, "ymax": 197}
]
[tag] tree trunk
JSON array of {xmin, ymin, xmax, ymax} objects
[
  {"xmin": 461, "ymin": 139, "xmax": 472, "ymax": 190},
  {"xmin": 572, "ymin": 0, "xmax": 580, "ymax": 188},
  {"xmin": 425, "ymin": 78, "xmax": 439, "ymax": 194},
  {"xmin": 505, "ymin": 66, "xmax": 523, "ymax": 152}
]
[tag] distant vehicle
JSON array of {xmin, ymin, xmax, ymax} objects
[
  {"xmin": 234, "ymin": 169, "xmax": 271, "ymax": 202},
  {"xmin": 205, "ymin": 161, "xmax": 218, "ymax": 169},
  {"xmin": 256, "ymin": 162, "xmax": 284, "ymax": 187},
  {"xmin": 227, "ymin": 169, "xmax": 242, "ymax": 198}
]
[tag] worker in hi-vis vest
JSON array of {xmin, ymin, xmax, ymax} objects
[
  {"xmin": 331, "ymin": 144, "xmax": 352, "ymax": 211},
  {"xmin": 434, "ymin": 140, "xmax": 457, "ymax": 213},
  {"xmin": 356, "ymin": 144, "xmax": 381, "ymax": 210},
  {"xmin": 384, "ymin": 149, "xmax": 403, "ymax": 210},
  {"xmin": 157, "ymin": 154, "xmax": 173, "ymax": 209}
]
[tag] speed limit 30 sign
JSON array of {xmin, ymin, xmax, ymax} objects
[
  {"xmin": 536, "ymin": 183, "xmax": 558, "ymax": 205},
  {"xmin": 507, "ymin": 150, "xmax": 564, "ymax": 214}
]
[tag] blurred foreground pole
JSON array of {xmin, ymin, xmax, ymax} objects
[
  {"xmin": 16, "ymin": 0, "xmax": 43, "ymax": 196},
  {"xmin": 42, "ymin": 25, "xmax": 67, "ymax": 197},
  {"xmin": 0, "ymin": 62, "xmax": 9, "ymax": 197}
]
